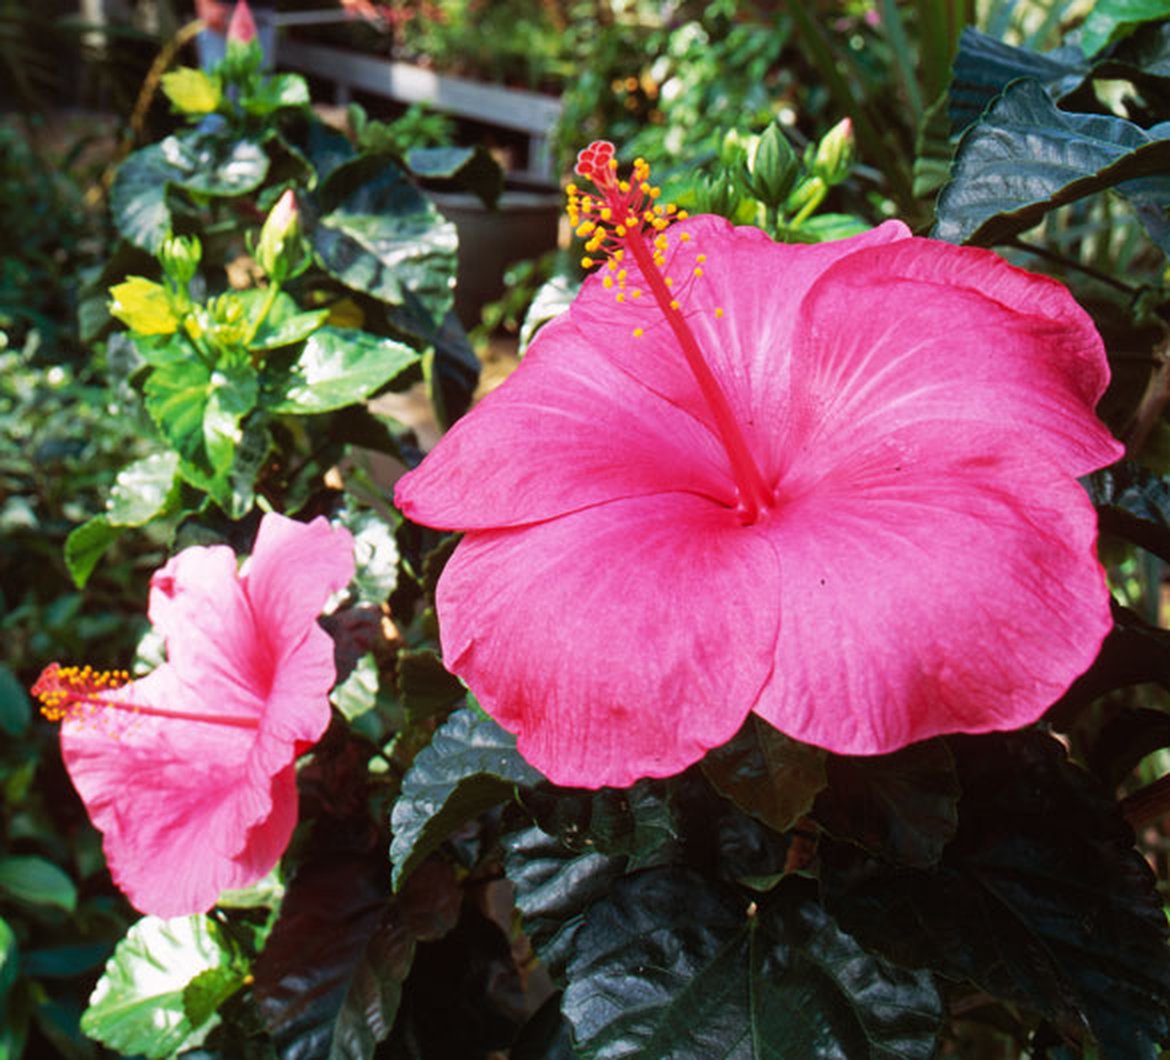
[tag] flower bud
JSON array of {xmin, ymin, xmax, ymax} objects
[
  {"xmin": 255, "ymin": 189, "xmax": 302, "ymax": 282},
  {"xmin": 746, "ymin": 121, "xmax": 799, "ymax": 208},
  {"xmin": 160, "ymin": 236, "xmax": 202, "ymax": 286},
  {"xmin": 812, "ymin": 117, "xmax": 855, "ymax": 187},
  {"xmin": 227, "ymin": 0, "xmax": 256, "ymax": 44}
]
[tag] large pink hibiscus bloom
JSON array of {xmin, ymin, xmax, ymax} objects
[
  {"xmin": 395, "ymin": 144, "xmax": 1122, "ymax": 789},
  {"xmin": 33, "ymin": 513, "xmax": 354, "ymax": 916}
]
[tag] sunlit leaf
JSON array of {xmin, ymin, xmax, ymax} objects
[
  {"xmin": 64, "ymin": 515, "xmax": 122, "ymax": 589},
  {"xmin": 106, "ymin": 452, "xmax": 180, "ymax": 528},
  {"xmin": 81, "ymin": 916, "xmax": 232, "ymax": 1059},
  {"xmin": 1083, "ymin": 0, "xmax": 1170, "ymax": 56},
  {"xmin": 108, "ymin": 276, "xmax": 180, "ymax": 336},
  {"xmin": 160, "ymin": 67, "xmax": 222, "ymax": 115}
]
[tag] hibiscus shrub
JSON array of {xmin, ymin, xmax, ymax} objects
[{"xmin": 18, "ymin": 2, "xmax": 1170, "ymax": 1058}]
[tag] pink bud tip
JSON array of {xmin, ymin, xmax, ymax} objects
[{"xmin": 227, "ymin": 0, "xmax": 257, "ymax": 44}]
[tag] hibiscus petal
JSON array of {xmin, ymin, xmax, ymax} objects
[
  {"xmin": 752, "ymin": 422, "xmax": 1113, "ymax": 755},
  {"xmin": 436, "ymin": 492, "xmax": 781, "ymax": 787},
  {"xmin": 60, "ymin": 666, "xmax": 273, "ymax": 915},
  {"xmin": 780, "ymin": 237, "xmax": 1122, "ymax": 487},
  {"xmin": 394, "ymin": 314, "xmax": 739, "ymax": 530},
  {"xmin": 568, "ymin": 215, "xmax": 912, "ymax": 479}
]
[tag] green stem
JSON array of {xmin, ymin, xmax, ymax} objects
[
  {"xmin": 244, "ymin": 280, "xmax": 281, "ymax": 348},
  {"xmin": 790, "ymin": 184, "xmax": 827, "ymax": 229}
]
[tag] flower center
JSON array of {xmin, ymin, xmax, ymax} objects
[
  {"xmin": 32, "ymin": 662, "xmax": 260, "ymax": 731},
  {"xmin": 568, "ymin": 141, "xmax": 773, "ymax": 524}
]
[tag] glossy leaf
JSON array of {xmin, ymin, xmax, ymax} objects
[
  {"xmin": 343, "ymin": 507, "xmax": 400, "ymax": 605},
  {"xmin": 0, "ymin": 665, "xmax": 31, "ymax": 736},
  {"xmin": 390, "ymin": 706, "xmax": 545, "ymax": 889},
  {"xmin": 182, "ymin": 965, "xmax": 247, "ymax": 1029},
  {"xmin": 396, "ymin": 649, "xmax": 465, "ymax": 718},
  {"xmin": 81, "ymin": 915, "xmax": 232, "ymax": 1059},
  {"xmin": 934, "ymin": 79, "xmax": 1170, "ymax": 249},
  {"xmin": 407, "ymin": 145, "xmax": 503, "ymax": 207},
  {"xmin": 948, "ymin": 27, "xmax": 1088, "ymax": 134},
  {"xmin": 242, "ymin": 73, "xmax": 311, "ymax": 117},
  {"xmin": 313, "ymin": 162, "xmax": 458, "ymax": 323},
  {"xmin": 821, "ymin": 732, "xmax": 1170, "ymax": 1058},
  {"xmin": 240, "ymin": 289, "xmax": 328, "ymax": 351},
  {"xmin": 64, "ymin": 515, "xmax": 122, "ymax": 589},
  {"xmin": 106, "ymin": 451, "xmax": 180, "ymax": 528},
  {"xmin": 144, "ymin": 358, "xmax": 213, "ymax": 468},
  {"xmin": 0, "ymin": 857, "xmax": 75, "ymax": 913},
  {"xmin": 702, "ymin": 715, "xmax": 827, "ymax": 834},
  {"xmin": 503, "ymin": 823, "xmax": 628, "ymax": 982},
  {"xmin": 1091, "ymin": 460, "xmax": 1170, "ymax": 563},
  {"xmin": 265, "ymin": 327, "xmax": 419, "ymax": 414},
  {"xmin": 1083, "ymin": 0, "xmax": 1170, "ymax": 56},
  {"xmin": 813, "ymin": 740, "xmax": 959, "ymax": 869},
  {"xmin": 563, "ymin": 870, "xmax": 942, "ymax": 1059}
]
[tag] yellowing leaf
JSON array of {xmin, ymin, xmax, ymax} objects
[
  {"xmin": 109, "ymin": 277, "xmax": 180, "ymax": 335},
  {"xmin": 326, "ymin": 297, "xmax": 365, "ymax": 329},
  {"xmin": 161, "ymin": 67, "xmax": 222, "ymax": 115}
]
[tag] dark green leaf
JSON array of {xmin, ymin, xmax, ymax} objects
[
  {"xmin": 934, "ymin": 79, "xmax": 1170, "ymax": 249},
  {"xmin": 1091, "ymin": 461, "xmax": 1170, "ymax": 563},
  {"xmin": 1083, "ymin": 0, "xmax": 1170, "ymax": 57},
  {"xmin": 254, "ymin": 855, "xmax": 460, "ymax": 1059},
  {"xmin": 390, "ymin": 706, "xmax": 545, "ymax": 889},
  {"xmin": 313, "ymin": 162, "xmax": 458, "ymax": 323},
  {"xmin": 408, "ymin": 145, "xmax": 503, "ymax": 208},
  {"xmin": 0, "ymin": 857, "xmax": 76, "ymax": 913},
  {"xmin": 109, "ymin": 143, "xmax": 177, "ymax": 253},
  {"xmin": 106, "ymin": 451, "xmax": 180, "ymax": 527},
  {"xmin": 110, "ymin": 133, "xmax": 268, "ymax": 252},
  {"xmin": 948, "ymin": 28, "xmax": 1089, "ymax": 135},
  {"xmin": 22, "ymin": 944, "xmax": 112, "ymax": 979},
  {"xmin": 0, "ymin": 917, "xmax": 16, "ymax": 1014},
  {"xmin": 821, "ymin": 732, "xmax": 1170, "ymax": 1058},
  {"xmin": 265, "ymin": 327, "xmax": 419, "ymax": 414},
  {"xmin": 64, "ymin": 515, "xmax": 122, "ymax": 589},
  {"xmin": 81, "ymin": 916, "xmax": 232, "ymax": 1059},
  {"xmin": 702, "ymin": 715, "xmax": 827, "ymax": 835},
  {"xmin": 563, "ymin": 871, "xmax": 941, "ymax": 1059},
  {"xmin": 396, "ymin": 649, "xmax": 465, "ymax": 718},
  {"xmin": 424, "ymin": 308, "xmax": 481, "ymax": 429},
  {"xmin": 813, "ymin": 740, "xmax": 959, "ymax": 869},
  {"xmin": 0, "ymin": 666, "xmax": 31, "ymax": 736},
  {"xmin": 503, "ymin": 823, "xmax": 627, "ymax": 982}
]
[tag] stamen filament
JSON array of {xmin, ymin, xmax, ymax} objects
[{"xmin": 622, "ymin": 228, "xmax": 774, "ymax": 522}]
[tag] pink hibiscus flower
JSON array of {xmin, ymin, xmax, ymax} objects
[
  {"xmin": 394, "ymin": 141, "xmax": 1123, "ymax": 789},
  {"xmin": 33, "ymin": 513, "xmax": 354, "ymax": 916}
]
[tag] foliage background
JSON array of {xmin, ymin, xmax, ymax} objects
[{"xmin": 7, "ymin": 0, "xmax": 1170, "ymax": 1057}]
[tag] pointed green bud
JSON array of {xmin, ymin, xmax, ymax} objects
[
  {"xmin": 255, "ymin": 190, "xmax": 301, "ymax": 282},
  {"xmin": 811, "ymin": 117, "xmax": 855, "ymax": 187},
  {"xmin": 160, "ymin": 236, "xmax": 202, "ymax": 286},
  {"xmin": 747, "ymin": 121, "xmax": 800, "ymax": 208}
]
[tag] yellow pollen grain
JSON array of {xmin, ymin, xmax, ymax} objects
[
  {"xmin": 608, "ymin": 158, "xmax": 618, "ymax": 170},
  {"xmin": 631, "ymin": 289, "xmax": 642, "ymax": 299},
  {"xmin": 670, "ymin": 299, "xmax": 680, "ymax": 310},
  {"xmin": 693, "ymin": 267, "xmax": 703, "ymax": 277},
  {"xmin": 581, "ymin": 257, "xmax": 594, "ymax": 268},
  {"xmin": 664, "ymin": 276, "xmax": 674, "ymax": 287},
  {"xmin": 680, "ymin": 232, "xmax": 691, "ymax": 242},
  {"xmin": 715, "ymin": 307, "xmax": 724, "ymax": 318},
  {"xmin": 619, "ymin": 180, "xmax": 630, "ymax": 193},
  {"xmin": 616, "ymin": 292, "xmax": 625, "ymax": 303},
  {"xmin": 601, "ymin": 208, "xmax": 613, "ymax": 220},
  {"xmin": 566, "ymin": 183, "xmax": 578, "ymax": 195},
  {"xmin": 603, "ymin": 275, "xmax": 614, "ymax": 288},
  {"xmin": 649, "ymin": 187, "xmax": 661, "ymax": 199},
  {"xmin": 633, "ymin": 327, "xmax": 644, "ymax": 337},
  {"xmin": 696, "ymin": 253, "xmax": 706, "ymax": 262}
]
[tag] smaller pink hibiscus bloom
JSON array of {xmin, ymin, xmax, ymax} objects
[
  {"xmin": 33, "ymin": 513, "xmax": 353, "ymax": 917},
  {"xmin": 395, "ymin": 141, "xmax": 1123, "ymax": 789}
]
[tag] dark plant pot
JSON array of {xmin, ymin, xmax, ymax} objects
[{"xmin": 430, "ymin": 180, "xmax": 562, "ymax": 331}]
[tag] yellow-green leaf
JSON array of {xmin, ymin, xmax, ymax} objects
[
  {"xmin": 161, "ymin": 67, "xmax": 222, "ymax": 115},
  {"xmin": 109, "ymin": 276, "xmax": 180, "ymax": 336}
]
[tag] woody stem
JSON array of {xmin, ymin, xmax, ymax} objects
[{"xmin": 623, "ymin": 228, "xmax": 773, "ymax": 521}]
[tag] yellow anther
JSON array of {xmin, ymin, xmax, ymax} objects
[
  {"xmin": 616, "ymin": 292, "xmax": 625, "ymax": 303},
  {"xmin": 680, "ymin": 233, "xmax": 692, "ymax": 243},
  {"xmin": 649, "ymin": 187, "xmax": 661, "ymax": 199},
  {"xmin": 581, "ymin": 257, "xmax": 594, "ymax": 268},
  {"xmin": 670, "ymin": 299, "xmax": 680, "ymax": 310},
  {"xmin": 715, "ymin": 307, "xmax": 724, "ymax": 318},
  {"xmin": 631, "ymin": 289, "xmax": 642, "ymax": 299},
  {"xmin": 576, "ymin": 222, "xmax": 596, "ymax": 237},
  {"xmin": 654, "ymin": 235, "xmax": 668, "ymax": 250},
  {"xmin": 566, "ymin": 183, "xmax": 578, "ymax": 195},
  {"xmin": 614, "ymin": 249, "xmax": 625, "ymax": 262},
  {"xmin": 696, "ymin": 252, "xmax": 706, "ymax": 262},
  {"xmin": 693, "ymin": 267, "xmax": 703, "ymax": 277},
  {"xmin": 617, "ymin": 269, "xmax": 627, "ymax": 281},
  {"xmin": 619, "ymin": 180, "xmax": 630, "ymax": 193},
  {"xmin": 616, "ymin": 225, "xmax": 627, "ymax": 237},
  {"xmin": 608, "ymin": 158, "xmax": 618, "ymax": 170},
  {"xmin": 678, "ymin": 210, "xmax": 689, "ymax": 219},
  {"xmin": 664, "ymin": 277, "xmax": 674, "ymax": 288},
  {"xmin": 603, "ymin": 275, "xmax": 614, "ymax": 288},
  {"xmin": 653, "ymin": 253, "xmax": 665, "ymax": 267},
  {"xmin": 601, "ymin": 208, "xmax": 613, "ymax": 220},
  {"xmin": 666, "ymin": 204, "xmax": 678, "ymax": 215},
  {"xmin": 633, "ymin": 327, "xmax": 644, "ymax": 338},
  {"xmin": 607, "ymin": 259, "xmax": 618, "ymax": 272}
]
